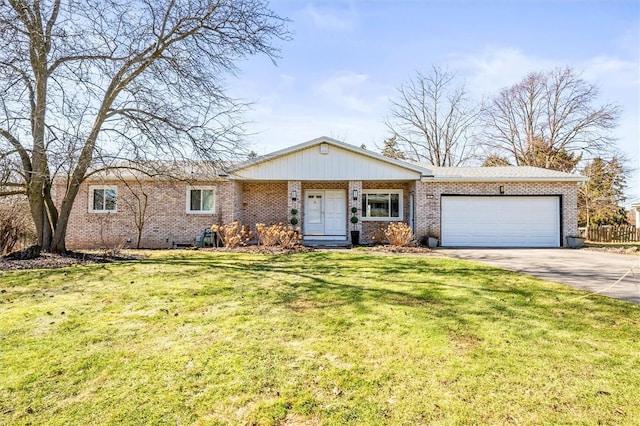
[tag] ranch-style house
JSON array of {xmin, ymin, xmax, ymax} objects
[{"xmin": 57, "ymin": 136, "xmax": 585, "ymax": 249}]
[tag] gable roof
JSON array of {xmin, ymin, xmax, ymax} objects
[
  {"xmin": 76, "ymin": 137, "xmax": 586, "ymax": 184},
  {"xmin": 423, "ymin": 166, "xmax": 586, "ymax": 182},
  {"xmin": 75, "ymin": 161, "xmax": 227, "ymax": 182},
  {"xmin": 224, "ymin": 136, "xmax": 432, "ymax": 181}
]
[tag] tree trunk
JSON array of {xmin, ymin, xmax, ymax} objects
[
  {"xmin": 136, "ymin": 226, "xmax": 143, "ymax": 249},
  {"xmin": 49, "ymin": 183, "xmax": 84, "ymax": 253},
  {"xmin": 50, "ymin": 214, "xmax": 69, "ymax": 253}
]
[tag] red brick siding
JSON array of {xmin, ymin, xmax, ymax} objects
[
  {"xmin": 60, "ymin": 180, "xmax": 220, "ymax": 249},
  {"xmin": 60, "ymin": 177, "xmax": 580, "ymax": 248},
  {"xmin": 242, "ymin": 181, "xmax": 289, "ymax": 230}
]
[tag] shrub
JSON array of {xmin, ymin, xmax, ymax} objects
[
  {"xmin": 255, "ymin": 223, "xmax": 301, "ymax": 249},
  {"xmin": 278, "ymin": 225, "xmax": 302, "ymax": 249},
  {"xmin": 0, "ymin": 197, "xmax": 35, "ymax": 255},
  {"xmin": 370, "ymin": 224, "xmax": 388, "ymax": 245},
  {"xmin": 211, "ymin": 220, "xmax": 252, "ymax": 248},
  {"xmin": 384, "ymin": 222, "xmax": 414, "ymax": 247},
  {"xmin": 255, "ymin": 223, "xmax": 279, "ymax": 247}
]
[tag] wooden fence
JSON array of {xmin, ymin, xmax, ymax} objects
[{"xmin": 578, "ymin": 226, "xmax": 639, "ymax": 243}]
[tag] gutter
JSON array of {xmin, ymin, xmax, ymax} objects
[{"xmin": 420, "ymin": 176, "xmax": 588, "ymax": 183}]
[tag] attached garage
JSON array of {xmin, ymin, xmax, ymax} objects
[{"xmin": 441, "ymin": 195, "xmax": 561, "ymax": 247}]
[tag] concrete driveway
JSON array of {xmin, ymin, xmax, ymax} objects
[{"xmin": 442, "ymin": 248, "xmax": 640, "ymax": 304}]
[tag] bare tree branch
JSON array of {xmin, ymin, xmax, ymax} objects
[
  {"xmin": 482, "ymin": 67, "xmax": 621, "ymax": 170},
  {"xmin": 0, "ymin": 0, "xmax": 290, "ymax": 252},
  {"xmin": 385, "ymin": 66, "xmax": 483, "ymax": 166}
]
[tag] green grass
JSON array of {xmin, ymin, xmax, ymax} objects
[{"xmin": 1, "ymin": 250, "xmax": 639, "ymax": 425}]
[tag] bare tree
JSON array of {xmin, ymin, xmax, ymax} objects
[
  {"xmin": 118, "ymin": 177, "xmax": 153, "ymax": 249},
  {"xmin": 0, "ymin": 0, "xmax": 289, "ymax": 253},
  {"xmin": 386, "ymin": 66, "xmax": 483, "ymax": 166},
  {"xmin": 482, "ymin": 68, "xmax": 620, "ymax": 170}
]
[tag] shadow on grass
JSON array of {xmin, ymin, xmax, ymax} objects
[
  {"xmin": 4, "ymin": 251, "xmax": 635, "ymax": 333},
  {"xmin": 150, "ymin": 251, "xmax": 635, "ymax": 333}
]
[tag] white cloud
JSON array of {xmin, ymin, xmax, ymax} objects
[
  {"xmin": 300, "ymin": 3, "xmax": 356, "ymax": 33},
  {"xmin": 279, "ymin": 73, "xmax": 296, "ymax": 88},
  {"xmin": 449, "ymin": 47, "xmax": 556, "ymax": 96},
  {"xmin": 451, "ymin": 46, "xmax": 639, "ymax": 98},
  {"xmin": 582, "ymin": 56, "xmax": 639, "ymax": 89},
  {"xmin": 315, "ymin": 71, "xmax": 383, "ymax": 113}
]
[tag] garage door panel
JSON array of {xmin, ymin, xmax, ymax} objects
[{"xmin": 441, "ymin": 196, "xmax": 560, "ymax": 247}]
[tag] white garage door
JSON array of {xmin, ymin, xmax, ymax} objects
[{"xmin": 441, "ymin": 196, "xmax": 560, "ymax": 247}]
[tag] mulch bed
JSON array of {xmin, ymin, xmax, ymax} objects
[
  {"xmin": 199, "ymin": 245, "xmax": 316, "ymax": 255},
  {"xmin": 0, "ymin": 251, "xmax": 142, "ymax": 271},
  {"xmin": 0, "ymin": 244, "xmax": 435, "ymax": 271},
  {"xmin": 365, "ymin": 245, "xmax": 432, "ymax": 254}
]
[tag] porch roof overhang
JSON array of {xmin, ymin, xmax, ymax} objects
[{"xmin": 223, "ymin": 136, "xmax": 432, "ymax": 181}]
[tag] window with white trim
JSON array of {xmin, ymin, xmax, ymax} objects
[
  {"xmin": 361, "ymin": 190, "xmax": 402, "ymax": 221},
  {"xmin": 89, "ymin": 186, "xmax": 117, "ymax": 213},
  {"xmin": 187, "ymin": 187, "xmax": 215, "ymax": 213}
]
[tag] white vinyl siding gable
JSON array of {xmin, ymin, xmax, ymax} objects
[
  {"xmin": 186, "ymin": 187, "xmax": 215, "ymax": 214},
  {"xmin": 232, "ymin": 144, "xmax": 423, "ymax": 181},
  {"xmin": 89, "ymin": 186, "xmax": 117, "ymax": 213}
]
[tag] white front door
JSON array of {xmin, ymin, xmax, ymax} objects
[{"xmin": 304, "ymin": 190, "xmax": 346, "ymax": 239}]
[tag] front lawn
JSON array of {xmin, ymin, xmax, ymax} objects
[{"xmin": 1, "ymin": 251, "xmax": 639, "ymax": 425}]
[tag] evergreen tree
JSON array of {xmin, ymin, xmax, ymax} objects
[
  {"xmin": 578, "ymin": 157, "xmax": 628, "ymax": 227},
  {"xmin": 482, "ymin": 155, "xmax": 511, "ymax": 167},
  {"xmin": 381, "ymin": 136, "xmax": 406, "ymax": 160}
]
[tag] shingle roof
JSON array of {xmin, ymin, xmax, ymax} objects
[
  {"xmin": 83, "ymin": 160, "xmax": 229, "ymax": 182},
  {"xmin": 422, "ymin": 166, "xmax": 585, "ymax": 182},
  {"xmin": 77, "ymin": 139, "xmax": 585, "ymax": 183}
]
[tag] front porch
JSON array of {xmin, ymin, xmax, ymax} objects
[
  {"xmin": 222, "ymin": 179, "xmax": 418, "ymax": 245},
  {"xmin": 219, "ymin": 137, "xmax": 432, "ymax": 244}
]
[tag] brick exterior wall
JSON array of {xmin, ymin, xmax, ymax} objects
[
  {"xmin": 219, "ymin": 180, "xmax": 243, "ymax": 225},
  {"xmin": 60, "ymin": 176, "xmax": 580, "ymax": 249},
  {"xmin": 60, "ymin": 179, "xmax": 222, "ymax": 249},
  {"xmin": 241, "ymin": 181, "xmax": 289, "ymax": 231}
]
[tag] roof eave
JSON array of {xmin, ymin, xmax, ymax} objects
[{"xmin": 421, "ymin": 176, "xmax": 587, "ymax": 183}]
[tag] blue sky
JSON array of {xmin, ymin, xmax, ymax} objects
[{"xmin": 229, "ymin": 0, "xmax": 639, "ymax": 200}]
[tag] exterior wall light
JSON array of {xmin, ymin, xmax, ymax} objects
[
  {"xmin": 499, "ymin": 185, "xmax": 505, "ymax": 195},
  {"xmin": 352, "ymin": 189, "xmax": 359, "ymax": 201},
  {"xmin": 291, "ymin": 190, "xmax": 297, "ymax": 201}
]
